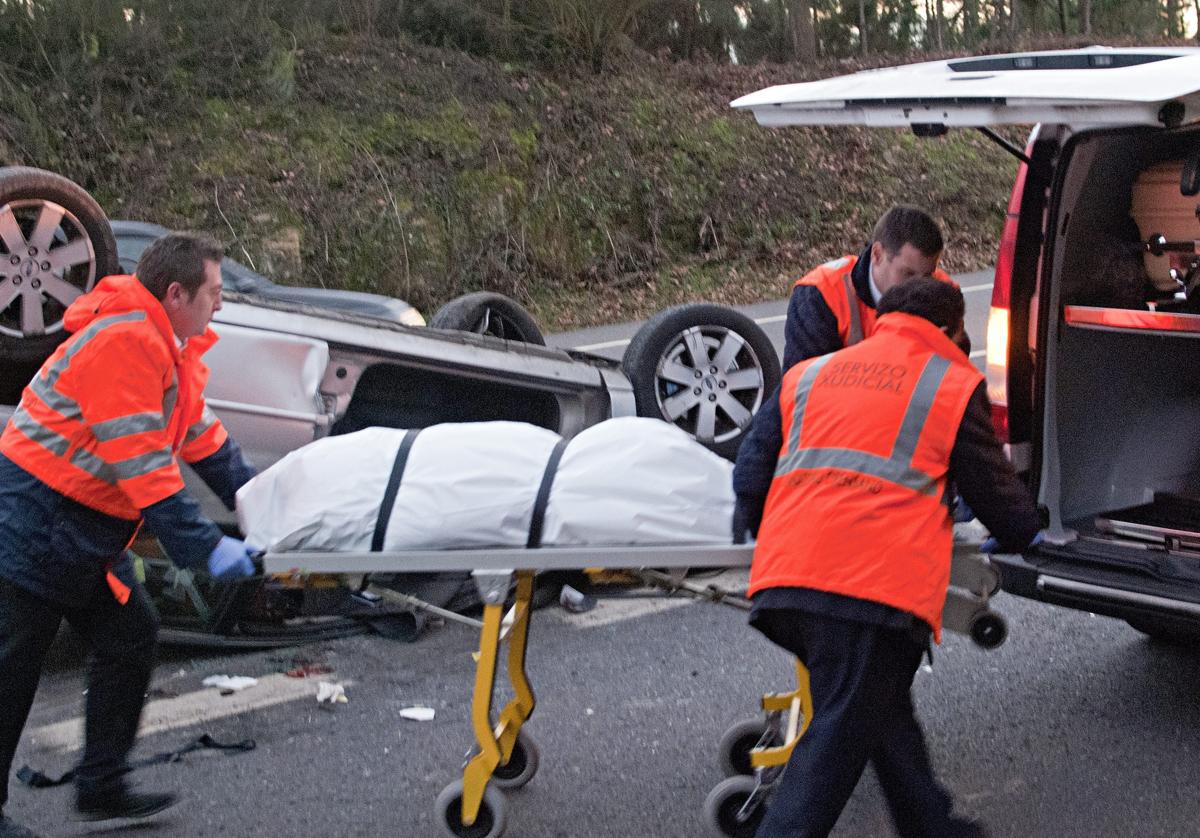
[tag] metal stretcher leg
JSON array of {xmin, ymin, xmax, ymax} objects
[
  {"xmin": 706, "ymin": 659, "xmax": 814, "ymax": 835},
  {"xmin": 752, "ymin": 658, "xmax": 812, "ymax": 770},
  {"xmin": 453, "ymin": 570, "xmax": 536, "ymax": 832}
]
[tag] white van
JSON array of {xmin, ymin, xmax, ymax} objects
[{"xmin": 734, "ymin": 47, "xmax": 1200, "ymax": 641}]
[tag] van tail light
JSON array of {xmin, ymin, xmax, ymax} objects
[
  {"xmin": 986, "ymin": 156, "xmax": 1027, "ymax": 446},
  {"xmin": 985, "ymin": 304, "xmax": 1010, "ymax": 444}
]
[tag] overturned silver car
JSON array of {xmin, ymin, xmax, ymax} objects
[{"xmin": 0, "ymin": 166, "xmax": 779, "ymax": 644}]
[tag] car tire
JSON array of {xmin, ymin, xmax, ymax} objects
[
  {"xmin": 622, "ymin": 303, "xmax": 781, "ymax": 460},
  {"xmin": 0, "ymin": 167, "xmax": 118, "ymax": 366},
  {"xmin": 429, "ymin": 292, "xmax": 545, "ymax": 345}
]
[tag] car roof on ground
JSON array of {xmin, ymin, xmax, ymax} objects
[{"xmin": 110, "ymin": 220, "xmax": 421, "ymax": 325}]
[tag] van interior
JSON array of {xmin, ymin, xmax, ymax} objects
[{"xmin": 1041, "ymin": 125, "xmax": 1200, "ymax": 578}]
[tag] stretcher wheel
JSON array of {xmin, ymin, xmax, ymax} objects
[
  {"xmin": 491, "ymin": 731, "xmax": 539, "ymax": 790},
  {"xmin": 717, "ymin": 718, "xmax": 775, "ymax": 777},
  {"xmin": 435, "ymin": 779, "xmax": 507, "ymax": 838},
  {"xmin": 969, "ymin": 612, "xmax": 1008, "ymax": 650},
  {"xmin": 704, "ymin": 775, "xmax": 767, "ymax": 838}
]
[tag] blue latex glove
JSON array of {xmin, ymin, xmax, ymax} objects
[
  {"xmin": 207, "ymin": 536, "xmax": 256, "ymax": 579},
  {"xmin": 981, "ymin": 530, "xmax": 1045, "ymax": 554}
]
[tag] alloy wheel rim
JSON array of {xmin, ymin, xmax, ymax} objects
[
  {"xmin": 653, "ymin": 325, "xmax": 765, "ymax": 445},
  {"xmin": 0, "ymin": 199, "xmax": 97, "ymax": 339}
]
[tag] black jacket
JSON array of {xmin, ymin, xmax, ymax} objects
[{"xmin": 782, "ymin": 245, "xmax": 874, "ymax": 370}]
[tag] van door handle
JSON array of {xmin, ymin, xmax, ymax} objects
[{"xmin": 1182, "ymin": 153, "xmax": 1200, "ymax": 197}]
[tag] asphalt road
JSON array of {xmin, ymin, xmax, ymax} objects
[{"xmin": 9, "ymin": 271, "xmax": 1200, "ymax": 838}]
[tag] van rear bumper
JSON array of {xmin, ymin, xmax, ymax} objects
[{"xmin": 991, "ymin": 549, "xmax": 1200, "ymax": 627}]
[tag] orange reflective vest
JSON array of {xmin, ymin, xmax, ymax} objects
[
  {"xmin": 794, "ymin": 255, "xmax": 955, "ymax": 348},
  {"xmin": 1, "ymin": 275, "xmax": 227, "ymax": 520},
  {"xmin": 748, "ymin": 312, "xmax": 983, "ymax": 639}
]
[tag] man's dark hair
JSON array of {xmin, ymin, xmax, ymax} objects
[
  {"xmin": 876, "ymin": 275, "xmax": 964, "ymax": 335},
  {"xmin": 136, "ymin": 232, "xmax": 224, "ymax": 301},
  {"xmin": 872, "ymin": 205, "xmax": 944, "ymax": 257}
]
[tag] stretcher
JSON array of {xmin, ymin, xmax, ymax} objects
[{"xmin": 263, "ymin": 542, "xmax": 1004, "ymax": 838}]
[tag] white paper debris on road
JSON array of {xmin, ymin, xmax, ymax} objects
[
  {"xmin": 201, "ymin": 675, "xmax": 259, "ymax": 692},
  {"xmin": 316, "ymin": 682, "xmax": 348, "ymax": 704},
  {"xmin": 399, "ymin": 706, "xmax": 435, "ymax": 722}
]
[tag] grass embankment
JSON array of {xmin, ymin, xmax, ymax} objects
[{"xmin": 3, "ymin": 37, "xmax": 1019, "ymax": 331}]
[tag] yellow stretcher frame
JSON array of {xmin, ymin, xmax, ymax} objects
[
  {"xmin": 751, "ymin": 659, "xmax": 813, "ymax": 770},
  {"xmin": 263, "ymin": 542, "xmax": 1003, "ymax": 837}
]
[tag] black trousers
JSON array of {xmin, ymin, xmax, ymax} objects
[
  {"xmin": 751, "ymin": 608, "xmax": 979, "ymax": 838},
  {"xmin": 0, "ymin": 575, "xmax": 158, "ymax": 810}
]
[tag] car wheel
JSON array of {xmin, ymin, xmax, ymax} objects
[
  {"xmin": 0, "ymin": 167, "xmax": 118, "ymax": 365},
  {"xmin": 429, "ymin": 292, "xmax": 545, "ymax": 345},
  {"xmin": 622, "ymin": 303, "xmax": 781, "ymax": 460}
]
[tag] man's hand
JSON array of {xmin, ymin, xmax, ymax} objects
[
  {"xmin": 732, "ymin": 502, "xmax": 757, "ymax": 545},
  {"xmin": 207, "ymin": 536, "xmax": 257, "ymax": 579}
]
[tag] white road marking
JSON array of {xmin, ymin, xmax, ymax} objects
[
  {"xmin": 571, "ymin": 282, "xmax": 993, "ymax": 352},
  {"xmin": 960, "ymin": 282, "xmax": 994, "ymax": 294},
  {"xmin": 555, "ymin": 569, "xmax": 750, "ymax": 628},
  {"xmin": 554, "ymin": 595, "xmax": 694, "ymax": 628},
  {"xmin": 29, "ymin": 673, "xmax": 336, "ymax": 753},
  {"xmin": 574, "ymin": 337, "xmax": 634, "ymax": 351}
]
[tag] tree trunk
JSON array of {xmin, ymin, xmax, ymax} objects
[
  {"xmin": 787, "ymin": 0, "xmax": 818, "ymax": 63},
  {"xmin": 1056, "ymin": 0, "xmax": 1067, "ymax": 34},
  {"xmin": 963, "ymin": 0, "xmax": 979, "ymax": 41},
  {"xmin": 992, "ymin": 0, "xmax": 1007, "ymax": 30},
  {"xmin": 936, "ymin": 0, "xmax": 945, "ymax": 49},
  {"xmin": 501, "ymin": 0, "xmax": 513, "ymax": 55},
  {"xmin": 858, "ymin": 0, "xmax": 869, "ymax": 54},
  {"xmin": 1165, "ymin": 0, "xmax": 1179, "ymax": 37},
  {"xmin": 1082, "ymin": 0, "xmax": 1091, "ymax": 35},
  {"xmin": 1195, "ymin": 0, "xmax": 1200, "ymax": 41}
]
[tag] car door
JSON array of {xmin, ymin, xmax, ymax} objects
[
  {"xmin": 730, "ymin": 46, "xmax": 1200, "ymax": 484},
  {"xmin": 730, "ymin": 48, "xmax": 1200, "ymax": 131}
]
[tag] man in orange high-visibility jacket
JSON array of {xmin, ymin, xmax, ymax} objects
[
  {"xmin": 783, "ymin": 206, "xmax": 956, "ymax": 371},
  {"xmin": 733, "ymin": 277, "xmax": 1041, "ymax": 838},
  {"xmin": 0, "ymin": 233, "xmax": 258, "ymax": 831}
]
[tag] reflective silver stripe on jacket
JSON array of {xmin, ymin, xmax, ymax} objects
[
  {"xmin": 10, "ymin": 310, "xmax": 174, "ymax": 483},
  {"xmin": 782, "ymin": 353, "xmax": 834, "ymax": 458},
  {"xmin": 184, "ymin": 405, "xmax": 218, "ymax": 445},
  {"xmin": 92, "ymin": 412, "xmax": 167, "ymax": 443},
  {"xmin": 843, "ymin": 273, "xmax": 864, "ymax": 346},
  {"xmin": 109, "ymin": 447, "xmax": 175, "ymax": 482},
  {"xmin": 776, "ymin": 354, "xmax": 952, "ymax": 497},
  {"xmin": 11, "ymin": 407, "xmax": 172, "ymax": 483},
  {"xmin": 23, "ymin": 311, "xmax": 149, "ymax": 424},
  {"xmin": 162, "ymin": 381, "xmax": 178, "ymax": 426}
]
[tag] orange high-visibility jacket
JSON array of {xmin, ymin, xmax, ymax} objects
[
  {"xmin": 1, "ymin": 274, "xmax": 227, "ymax": 520},
  {"xmin": 794, "ymin": 255, "xmax": 955, "ymax": 348},
  {"xmin": 748, "ymin": 312, "xmax": 983, "ymax": 639}
]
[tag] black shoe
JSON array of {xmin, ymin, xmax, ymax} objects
[
  {"xmin": 75, "ymin": 788, "xmax": 177, "ymax": 821},
  {"xmin": 0, "ymin": 814, "xmax": 43, "ymax": 838}
]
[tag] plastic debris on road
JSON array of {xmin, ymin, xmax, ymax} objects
[
  {"xmin": 316, "ymin": 682, "xmax": 348, "ymax": 704},
  {"xmin": 285, "ymin": 663, "xmax": 334, "ymax": 678},
  {"xmin": 559, "ymin": 584, "xmax": 597, "ymax": 613},
  {"xmin": 201, "ymin": 675, "xmax": 258, "ymax": 692},
  {"xmin": 399, "ymin": 707, "xmax": 435, "ymax": 722}
]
